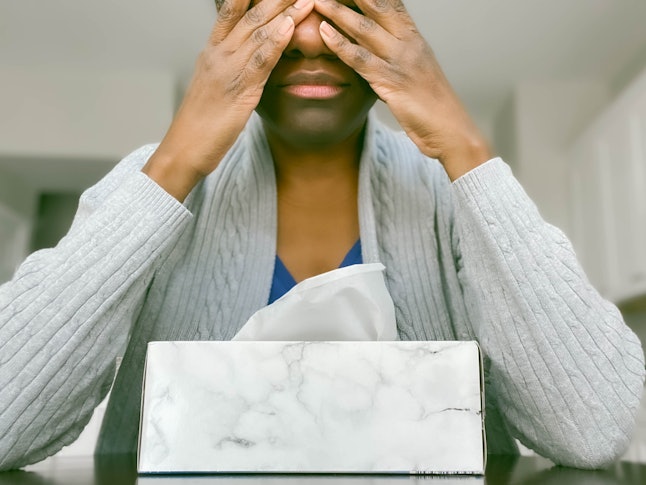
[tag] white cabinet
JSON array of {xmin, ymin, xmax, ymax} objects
[{"xmin": 569, "ymin": 68, "xmax": 646, "ymax": 303}]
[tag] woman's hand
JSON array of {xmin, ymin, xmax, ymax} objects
[
  {"xmin": 315, "ymin": 0, "xmax": 492, "ymax": 181},
  {"xmin": 144, "ymin": 0, "xmax": 315, "ymax": 201}
]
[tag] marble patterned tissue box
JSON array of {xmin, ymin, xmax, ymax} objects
[{"xmin": 137, "ymin": 341, "xmax": 485, "ymax": 475}]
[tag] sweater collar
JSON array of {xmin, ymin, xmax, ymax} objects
[{"xmin": 246, "ymin": 111, "xmax": 382, "ymax": 267}]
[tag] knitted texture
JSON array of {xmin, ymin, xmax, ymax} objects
[{"xmin": 0, "ymin": 113, "xmax": 643, "ymax": 470}]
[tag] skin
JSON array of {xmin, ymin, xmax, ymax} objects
[
  {"xmin": 143, "ymin": 0, "xmax": 492, "ymax": 281},
  {"xmin": 254, "ymin": 0, "xmax": 377, "ymax": 150},
  {"xmin": 315, "ymin": 0, "xmax": 492, "ymax": 179}
]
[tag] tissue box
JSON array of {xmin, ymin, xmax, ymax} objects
[{"xmin": 137, "ymin": 341, "xmax": 485, "ymax": 474}]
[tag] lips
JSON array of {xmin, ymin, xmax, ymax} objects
[{"xmin": 278, "ymin": 71, "xmax": 349, "ymax": 99}]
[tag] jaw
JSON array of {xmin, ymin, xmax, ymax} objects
[{"xmin": 256, "ymin": 90, "xmax": 377, "ymax": 152}]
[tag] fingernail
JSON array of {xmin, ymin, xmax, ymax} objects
[
  {"xmin": 279, "ymin": 15, "xmax": 295, "ymax": 35},
  {"xmin": 294, "ymin": 0, "xmax": 310, "ymax": 9},
  {"xmin": 319, "ymin": 20, "xmax": 335, "ymax": 37}
]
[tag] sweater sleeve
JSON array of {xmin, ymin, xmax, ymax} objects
[
  {"xmin": 0, "ymin": 145, "xmax": 192, "ymax": 470},
  {"xmin": 451, "ymin": 158, "xmax": 645, "ymax": 469}
]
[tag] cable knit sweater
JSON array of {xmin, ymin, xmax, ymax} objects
[{"xmin": 0, "ymin": 114, "xmax": 644, "ymax": 470}]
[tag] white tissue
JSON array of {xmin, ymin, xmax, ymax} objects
[{"xmin": 233, "ymin": 263, "xmax": 397, "ymax": 341}]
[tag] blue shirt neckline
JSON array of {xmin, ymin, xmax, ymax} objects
[{"xmin": 268, "ymin": 240, "xmax": 362, "ymax": 304}]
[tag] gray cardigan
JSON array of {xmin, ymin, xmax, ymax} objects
[{"xmin": 0, "ymin": 114, "xmax": 644, "ymax": 470}]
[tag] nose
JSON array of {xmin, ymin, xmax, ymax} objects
[{"xmin": 283, "ymin": 10, "xmax": 335, "ymax": 58}]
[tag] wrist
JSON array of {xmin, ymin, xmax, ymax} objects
[
  {"xmin": 439, "ymin": 136, "xmax": 493, "ymax": 182},
  {"xmin": 142, "ymin": 148, "xmax": 205, "ymax": 203}
]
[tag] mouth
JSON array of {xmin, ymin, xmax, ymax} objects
[{"xmin": 278, "ymin": 71, "xmax": 349, "ymax": 100}]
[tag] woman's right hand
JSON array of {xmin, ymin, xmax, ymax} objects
[{"xmin": 143, "ymin": 0, "xmax": 314, "ymax": 201}]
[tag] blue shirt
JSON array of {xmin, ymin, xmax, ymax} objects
[{"xmin": 268, "ymin": 240, "xmax": 363, "ymax": 304}]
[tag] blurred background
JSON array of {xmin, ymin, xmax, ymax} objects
[{"xmin": 2, "ymin": 0, "xmax": 646, "ymax": 463}]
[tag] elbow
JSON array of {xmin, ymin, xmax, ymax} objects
[
  {"xmin": 0, "ymin": 416, "xmax": 89, "ymax": 471},
  {"xmin": 0, "ymin": 443, "xmax": 47, "ymax": 472},
  {"xmin": 540, "ymin": 404, "xmax": 640, "ymax": 470},
  {"xmin": 549, "ymin": 431, "xmax": 631, "ymax": 470},
  {"xmin": 530, "ymin": 387, "xmax": 644, "ymax": 469},
  {"xmin": 0, "ymin": 449, "xmax": 27, "ymax": 472},
  {"xmin": 552, "ymin": 365, "xmax": 645, "ymax": 469}
]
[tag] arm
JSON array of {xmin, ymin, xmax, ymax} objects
[
  {"xmin": 142, "ymin": 0, "xmax": 314, "ymax": 201},
  {"xmin": 451, "ymin": 159, "xmax": 645, "ymax": 468},
  {"xmin": 0, "ymin": 0, "xmax": 311, "ymax": 469},
  {"xmin": 314, "ymin": 0, "xmax": 491, "ymax": 180},
  {"xmin": 0, "ymin": 146, "xmax": 191, "ymax": 470},
  {"xmin": 317, "ymin": 0, "xmax": 645, "ymax": 467}
]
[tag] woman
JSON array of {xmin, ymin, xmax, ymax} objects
[{"xmin": 0, "ymin": 0, "xmax": 643, "ymax": 470}]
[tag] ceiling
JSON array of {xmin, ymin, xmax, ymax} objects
[{"xmin": 2, "ymin": 0, "xmax": 646, "ymax": 190}]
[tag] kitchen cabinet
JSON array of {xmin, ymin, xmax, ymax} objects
[{"xmin": 569, "ymin": 67, "xmax": 646, "ymax": 303}]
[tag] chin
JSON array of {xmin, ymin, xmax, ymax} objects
[
  {"xmin": 256, "ymin": 100, "xmax": 376, "ymax": 149},
  {"xmin": 272, "ymin": 112, "xmax": 353, "ymax": 146}
]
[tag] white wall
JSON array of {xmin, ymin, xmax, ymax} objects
[
  {"xmin": 494, "ymin": 80, "xmax": 611, "ymax": 236},
  {"xmin": 0, "ymin": 67, "xmax": 175, "ymax": 161},
  {"xmin": 0, "ymin": 66, "xmax": 176, "ymax": 284}
]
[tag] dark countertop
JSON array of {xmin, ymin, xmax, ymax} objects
[{"xmin": 0, "ymin": 454, "xmax": 644, "ymax": 485}]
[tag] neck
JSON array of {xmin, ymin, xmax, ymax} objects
[{"xmin": 265, "ymin": 123, "xmax": 366, "ymax": 207}]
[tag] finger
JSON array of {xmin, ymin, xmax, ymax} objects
[
  {"xmin": 210, "ymin": 0, "xmax": 250, "ymax": 45},
  {"xmin": 353, "ymin": 0, "xmax": 414, "ymax": 37},
  {"xmin": 319, "ymin": 20, "xmax": 387, "ymax": 84},
  {"xmin": 314, "ymin": 0, "xmax": 393, "ymax": 59},
  {"xmin": 229, "ymin": 14, "xmax": 296, "ymax": 95},
  {"xmin": 227, "ymin": 0, "xmax": 311, "ymax": 46},
  {"xmin": 229, "ymin": 0, "xmax": 313, "ymax": 64}
]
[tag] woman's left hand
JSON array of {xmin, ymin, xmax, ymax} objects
[{"xmin": 315, "ymin": 0, "xmax": 492, "ymax": 181}]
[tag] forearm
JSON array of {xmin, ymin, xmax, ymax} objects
[
  {"xmin": 0, "ymin": 170, "xmax": 191, "ymax": 470},
  {"xmin": 453, "ymin": 158, "xmax": 645, "ymax": 468}
]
